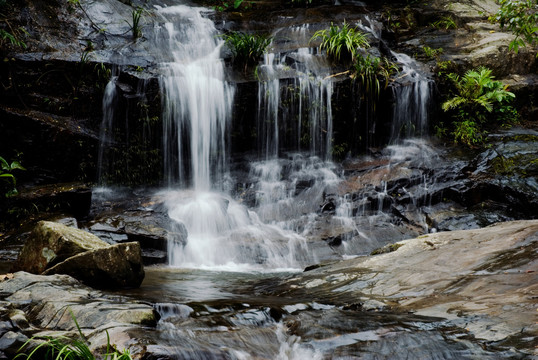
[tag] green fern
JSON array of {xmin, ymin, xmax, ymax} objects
[
  {"xmin": 311, "ymin": 22, "xmax": 370, "ymax": 62},
  {"xmin": 441, "ymin": 66, "xmax": 516, "ymax": 146}
]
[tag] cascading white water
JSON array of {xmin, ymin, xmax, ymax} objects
[
  {"xmin": 148, "ymin": 13, "xmax": 436, "ymax": 270},
  {"xmin": 154, "ymin": 5, "xmax": 243, "ymax": 268},
  {"xmin": 155, "ymin": 7, "xmax": 318, "ymax": 270},
  {"xmin": 257, "ymin": 24, "xmax": 333, "ymax": 159},
  {"xmin": 156, "ymin": 5, "xmax": 234, "ymax": 190},
  {"xmin": 390, "ymin": 52, "xmax": 432, "ymax": 142}
]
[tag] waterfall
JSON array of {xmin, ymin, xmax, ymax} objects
[
  {"xmin": 155, "ymin": 5, "xmax": 234, "ymax": 190},
  {"xmin": 390, "ymin": 52, "xmax": 433, "ymax": 143},
  {"xmin": 256, "ymin": 25, "xmax": 333, "ymax": 160},
  {"xmin": 153, "ymin": 6, "xmax": 318, "ymax": 270},
  {"xmin": 97, "ymin": 76, "xmax": 118, "ymax": 183}
]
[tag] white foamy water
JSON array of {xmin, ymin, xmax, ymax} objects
[
  {"xmin": 164, "ymin": 190, "xmax": 311, "ymax": 270},
  {"xmin": 155, "ymin": 5, "xmax": 234, "ymax": 189}
]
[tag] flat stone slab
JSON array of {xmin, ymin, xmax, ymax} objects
[{"xmin": 280, "ymin": 220, "xmax": 538, "ymax": 352}]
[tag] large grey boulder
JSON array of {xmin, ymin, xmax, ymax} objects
[
  {"xmin": 14, "ymin": 221, "xmax": 109, "ymax": 274},
  {"xmin": 43, "ymin": 242, "xmax": 145, "ymax": 289}
]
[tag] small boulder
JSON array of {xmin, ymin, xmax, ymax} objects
[
  {"xmin": 43, "ymin": 242, "xmax": 145, "ymax": 289},
  {"xmin": 14, "ymin": 221, "xmax": 109, "ymax": 274}
]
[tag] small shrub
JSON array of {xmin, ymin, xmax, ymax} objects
[
  {"xmin": 441, "ymin": 66, "xmax": 517, "ymax": 146},
  {"xmin": 491, "ymin": 0, "xmax": 538, "ymax": 53},
  {"xmin": 311, "ymin": 22, "xmax": 370, "ymax": 62},
  {"xmin": 126, "ymin": 7, "xmax": 143, "ymax": 39},
  {"xmin": 222, "ymin": 31, "xmax": 272, "ymax": 69},
  {"xmin": 452, "ymin": 120, "xmax": 483, "ymax": 146},
  {"xmin": 422, "ymin": 46, "xmax": 443, "ymax": 60},
  {"xmin": 0, "ymin": 28, "xmax": 27, "ymax": 49},
  {"xmin": 0, "ymin": 156, "xmax": 25, "ymax": 197}
]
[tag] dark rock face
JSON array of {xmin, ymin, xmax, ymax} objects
[
  {"xmin": 14, "ymin": 220, "xmax": 109, "ymax": 274},
  {"xmin": 43, "ymin": 242, "xmax": 145, "ymax": 289}
]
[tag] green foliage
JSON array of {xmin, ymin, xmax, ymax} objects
[
  {"xmin": 491, "ymin": 0, "xmax": 538, "ymax": 53},
  {"xmin": 212, "ymin": 0, "xmax": 245, "ymax": 11},
  {"xmin": 452, "ymin": 120, "xmax": 483, "ymax": 146},
  {"xmin": 127, "ymin": 7, "xmax": 143, "ymax": 39},
  {"xmin": 435, "ymin": 60, "xmax": 456, "ymax": 77},
  {"xmin": 441, "ymin": 67, "xmax": 517, "ymax": 146},
  {"xmin": 434, "ymin": 122, "xmax": 448, "ymax": 138},
  {"xmin": 331, "ymin": 142, "xmax": 348, "ymax": 158},
  {"xmin": 422, "ymin": 46, "xmax": 443, "ymax": 60},
  {"xmin": 0, "ymin": 28, "xmax": 26, "ymax": 48},
  {"xmin": 430, "ymin": 16, "xmax": 457, "ymax": 29},
  {"xmin": 352, "ymin": 54, "xmax": 398, "ymax": 99},
  {"xmin": 222, "ymin": 31, "xmax": 272, "ymax": 69},
  {"xmin": 490, "ymin": 153, "xmax": 516, "ymax": 175},
  {"xmin": 15, "ymin": 312, "xmax": 133, "ymax": 360},
  {"xmin": 381, "ymin": 10, "xmax": 402, "ymax": 32},
  {"xmin": 0, "ymin": 155, "xmax": 25, "ymax": 197},
  {"xmin": 311, "ymin": 22, "xmax": 370, "ymax": 62},
  {"xmin": 94, "ymin": 62, "xmax": 112, "ymax": 89}
]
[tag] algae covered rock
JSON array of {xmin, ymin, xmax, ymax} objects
[
  {"xmin": 14, "ymin": 221, "xmax": 109, "ymax": 274},
  {"xmin": 43, "ymin": 242, "xmax": 145, "ymax": 289}
]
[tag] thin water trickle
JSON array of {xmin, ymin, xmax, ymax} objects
[{"xmin": 97, "ymin": 76, "xmax": 118, "ymax": 183}]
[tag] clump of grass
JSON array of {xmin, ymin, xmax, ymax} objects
[
  {"xmin": 431, "ymin": 16, "xmax": 457, "ymax": 29},
  {"xmin": 222, "ymin": 31, "xmax": 272, "ymax": 69},
  {"xmin": 127, "ymin": 7, "xmax": 143, "ymax": 39},
  {"xmin": 15, "ymin": 312, "xmax": 133, "ymax": 360},
  {"xmin": 353, "ymin": 54, "xmax": 398, "ymax": 99},
  {"xmin": 311, "ymin": 22, "xmax": 370, "ymax": 62}
]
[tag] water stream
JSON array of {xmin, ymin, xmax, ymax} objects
[{"xmin": 89, "ymin": 5, "xmax": 521, "ymax": 358}]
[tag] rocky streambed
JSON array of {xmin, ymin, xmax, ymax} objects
[{"xmin": 0, "ymin": 219, "xmax": 536, "ymax": 359}]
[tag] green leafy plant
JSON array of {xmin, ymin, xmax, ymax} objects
[
  {"xmin": 441, "ymin": 67, "xmax": 517, "ymax": 146},
  {"xmin": 311, "ymin": 22, "xmax": 370, "ymax": 62},
  {"xmin": 15, "ymin": 312, "xmax": 133, "ymax": 360},
  {"xmin": 452, "ymin": 120, "xmax": 483, "ymax": 146},
  {"xmin": 422, "ymin": 46, "xmax": 443, "ymax": 60},
  {"xmin": 0, "ymin": 155, "xmax": 25, "ymax": 197},
  {"xmin": 211, "ymin": 0, "xmax": 250, "ymax": 11},
  {"xmin": 434, "ymin": 122, "xmax": 448, "ymax": 138},
  {"xmin": 222, "ymin": 31, "xmax": 272, "ymax": 70},
  {"xmin": 0, "ymin": 28, "xmax": 26, "ymax": 48},
  {"xmin": 352, "ymin": 54, "xmax": 398, "ymax": 99},
  {"xmin": 435, "ymin": 60, "xmax": 456, "ymax": 77},
  {"xmin": 431, "ymin": 16, "xmax": 457, "ymax": 29},
  {"xmin": 491, "ymin": 0, "xmax": 538, "ymax": 53}
]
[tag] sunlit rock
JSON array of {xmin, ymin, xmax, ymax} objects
[
  {"xmin": 43, "ymin": 242, "xmax": 145, "ymax": 289},
  {"xmin": 14, "ymin": 221, "xmax": 109, "ymax": 274}
]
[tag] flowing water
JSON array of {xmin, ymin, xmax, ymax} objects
[{"xmin": 89, "ymin": 5, "xmax": 525, "ymax": 359}]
